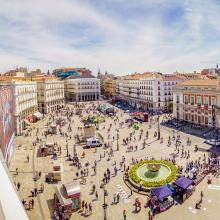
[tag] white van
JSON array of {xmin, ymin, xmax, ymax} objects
[{"xmin": 86, "ymin": 137, "xmax": 102, "ymax": 148}]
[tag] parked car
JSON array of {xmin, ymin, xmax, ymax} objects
[{"xmin": 86, "ymin": 137, "xmax": 102, "ymax": 148}]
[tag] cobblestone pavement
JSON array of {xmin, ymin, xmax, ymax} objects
[{"xmin": 9, "ymin": 102, "xmax": 220, "ymax": 220}]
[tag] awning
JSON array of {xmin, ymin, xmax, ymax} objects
[
  {"xmin": 152, "ymin": 185, "xmax": 172, "ymax": 200},
  {"xmin": 174, "ymin": 176, "xmax": 193, "ymax": 190},
  {"xmin": 55, "ymin": 185, "xmax": 72, "ymax": 206},
  {"xmin": 64, "ymin": 181, "xmax": 80, "ymax": 198},
  {"xmin": 33, "ymin": 112, "xmax": 43, "ymax": 119}
]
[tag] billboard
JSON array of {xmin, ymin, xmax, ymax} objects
[{"xmin": 0, "ymin": 85, "xmax": 15, "ymax": 162}]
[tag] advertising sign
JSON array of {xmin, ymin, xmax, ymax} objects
[{"xmin": 0, "ymin": 85, "xmax": 15, "ymax": 161}]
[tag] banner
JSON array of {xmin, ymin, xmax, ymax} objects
[{"xmin": 0, "ymin": 85, "xmax": 15, "ymax": 160}]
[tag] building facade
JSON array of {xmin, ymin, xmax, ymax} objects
[
  {"xmin": 101, "ymin": 77, "xmax": 117, "ymax": 98},
  {"xmin": 0, "ymin": 80, "xmax": 38, "ymax": 135},
  {"xmin": 0, "ymin": 85, "xmax": 15, "ymax": 164},
  {"xmin": 173, "ymin": 78, "xmax": 220, "ymax": 127},
  {"xmin": 116, "ymin": 73, "xmax": 182, "ymax": 112},
  {"xmin": 65, "ymin": 77, "xmax": 100, "ymax": 102},
  {"xmin": 36, "ymin": 78, "xmax": 65, "ymax": 114}
]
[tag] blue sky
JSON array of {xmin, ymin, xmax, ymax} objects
[{"xmin": 0, "ymin": 0, "xmax": 220, "ymax": 75}]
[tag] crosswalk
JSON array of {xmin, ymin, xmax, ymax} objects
[{"xmin": 208, "ymin": 184, "xmax": 220, "ymax": 190}]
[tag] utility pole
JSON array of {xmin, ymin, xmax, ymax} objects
[
  {"xmin": 102, "ymin": 186, "xmax": 108, "ymax": 220},
  {"xmin": 158, "ymin": 110, "xmax": 160, "ymax": 140}
]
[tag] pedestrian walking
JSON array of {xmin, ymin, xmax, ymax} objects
[
  {"xmin": 123, "ymin": 209, "xmax": 126, "ymax": 220},
  {"xmin": 89, "ymin": 203, "xmax": 92, "ymax": 214},
  {"xmin": 95, "ymin": 191, "xmax": 98, "ymax": 200},
  {"xmin": 34, "ymin": 187, "xmax": 37, "ymax": 196},
  {"xmin": 17, "ymin": 182, "xmax": 20, "ymax": 191},
  {"xmin": 31, "ymin": 199, "xmax": 34, "ymax": 208},
  {"xmin": 27, "ymin": 155, "xmax": 29, "ymax": 163}
]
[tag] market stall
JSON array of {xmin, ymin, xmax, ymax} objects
[
  {"xmin": 40, "ymin": 142, "xmax": 55, "ymax": 156},
  {"xmin": 45, "ymin": 162, "xmax": 63, "ymax": 183},
  {"xmin": 150, "ymin": 185, "xmax": 174, "ymax": 215},
  {"xmin": 50, "ymin": 123, "xmax": 57, "ymax": 134},
  {"xmin": 54, "ymin": 181, "xmax": 81, "ymax": 217},
  {"xmin": 33, "ymin": 112, "xmax": 43, "ymax": 121},
  {"xmin": 173, "ymin": 176, "xmax": 195, "ymax": 202},
  {"xmin": 83, "ymin": 124, "xmax": 95, "ymax": 140}
]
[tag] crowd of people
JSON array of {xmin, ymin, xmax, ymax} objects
[{"xmin": 12, "ymin": 101, "xmax": 220, "ymax": 220}]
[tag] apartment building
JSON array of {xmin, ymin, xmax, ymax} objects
[
  {"xmin": 116, "ymin": 73, "xmax": 182, "ymax": 112},
  {"xmin": 36, "ymin": 78, "xmax": 65, "ymax": 114},
  {"xmin": 0, "ymin": 79, "xmax": 38, "ymax": 135},
  {"xmin": 173, "ymin": 77, "xmax": 220, "ymax": 127},
  {"xmin": 64, "ymin": 77, "xmax": 100, "ymax": 102}
]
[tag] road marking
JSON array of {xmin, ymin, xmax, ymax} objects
[{"xmin": 208, "ymin": 185, "xmax": 220, "ymax": 190}]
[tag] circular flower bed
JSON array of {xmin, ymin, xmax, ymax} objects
[{"xmin": 129, "ymin": 160, "xmax": 178, "ymax": 188}]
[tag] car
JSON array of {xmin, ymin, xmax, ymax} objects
[{"xmin": 86, "ymin": 137, "xmax": 103, "ymax": 148}]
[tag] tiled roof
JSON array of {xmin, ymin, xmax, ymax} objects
[
  {"xmin": 162, "ymin": 75, "xmax": 182, "ymax": 81},
  {"xmin": 177, "ymin": 79, "xmax": 217, "ymax": 87}
]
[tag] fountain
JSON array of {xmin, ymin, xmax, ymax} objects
[{"xmin": 128, "ymin": 160, "xmax": 178, "ymax": 190}]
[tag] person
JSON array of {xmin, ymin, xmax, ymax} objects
[
  {"xmin": 81, "ymin": 200, "xmax": 85, "ymax": 211},
  {"xmin": 40, "ymin": 183, "xmax": 44, "ymax": 193},
  {"xmin": 16, "ymin": 168, "xmax": 18, "ymax": 175},
  {"xmin": 117, "ymin": 193, "xmax": 120, "ymax": 203},
  {"xmin": 17, "ymin": 182, "xmax": 20, "ymax": 191},
  {"xmin": 113, "ymin": 193, "xmax": 116, "ymax": 204},
  {"xmin": 27, "ymin": 155, "xmax": 29, "ymax": 163},
  {"xmin": 95, "ymin": 191, "xmax": 98, "ymax": 200},
  {"xmin": 29, "ymin": 200, "xmax": 32, "ymax": 210},
  {"xmin": 31, "ymin": 198, "xmax": 34, "ymax": 208},
  {"xmin": 34, "ymin": 187, "xmax": 37, "ymax": 196},
  {"xmin": 89, "ymin": 203, "xmax": 92, "ymax": 214},
  {"xmin": 201, "ymin": 190, "xmax": 204, "ymax": 202},
  {"xmin": 123, "ymin": 209, "xmax": 126, "ymax": 220}
]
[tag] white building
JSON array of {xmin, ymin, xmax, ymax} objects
[
  {"xmin": 116, "ymin": 73, "xmax": 182, "ymax": 112},
  {"xmin": 36, "ymin": 78, "xmax": 65, "ymax": 114},
  {"xmin": 0, "ymin": 80, "xmax": 38, "ymax": 135},
  {"xmin": 64, "ymin": 77, "xmax": 100, "ymax": 102}
]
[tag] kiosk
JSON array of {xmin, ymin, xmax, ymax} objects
[
  {"xmin": 173, "ymin": 176, "xmax": 195, "ymax": 202},
  {"xmin": 54, "ymin": 181, "xmax": 81, "ymax": 217},
  {"xmin": 150, "ymin": 185, "xmax": 174, "ymax": 215}
]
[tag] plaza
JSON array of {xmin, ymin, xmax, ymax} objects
[{"xmin": 9, "ymin": 101, "xmax": 220, "ymax": 220}]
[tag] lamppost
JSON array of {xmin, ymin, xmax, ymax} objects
[
  {"xmin": 102, "ymin": 186, "xmax": 108, "ymax": 220},
  {"xmin": 157, "ymin": 110, "xmax": 161, "ymax": 140},
  {"xmin": 116, "ymin": 129, "xmax": 119, "ymax": 151},
  {"xmin": 212, "ymin": 105, "xmax": 217, "ymax": 152}
]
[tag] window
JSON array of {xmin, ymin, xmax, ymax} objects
[
  {"xmin": 198, "ymin": 116, "xmax": 201, "ymax": 124},
  {"xmin": 184, "ymin": 96, "xmax": 188, "ymax": 104},
  {"xmin": 191, "ymin": 96, "xmax": 194, "ymax": 105},
  {"xmin": 177, "ymin": 95, "xmax": 180, "ymax": 103},
  {"xmin": 211, "ymin": 97, "xmax": 216, "ymax": 106},
  {"xmin": 205, "ymin": 117, "xmax": 208, "ymax": 125},
  {"xmin": 204, "ymin": 97, "xmax": 208, "ymax": 105},
  {"xmin": 197, "ymin": 97, "xmax": 201, "ymax": 104},
  {"xmin": 191, "ymin": 115, "xmax": 194, "ymax": 122}
]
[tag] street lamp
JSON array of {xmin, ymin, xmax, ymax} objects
[
  {"xmin": 157, "ymin": 111, "xmax": 160, "ymax": 140},
  {"xmin": 102, "ymin": 186, "xmax": 108, "ymax": 220},
  {"xmin": 116, "ymin": 129, "xmax": 119, "ymax": 151}
]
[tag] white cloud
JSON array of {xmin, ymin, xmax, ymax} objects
[{"xmin": 0, "ymin": 0, "xmax": 220, "ymax": 75}]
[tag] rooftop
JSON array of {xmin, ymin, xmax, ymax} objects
[{"xmin": 177, "ymin": 79, "xmax": 217, "ymax": 87}]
